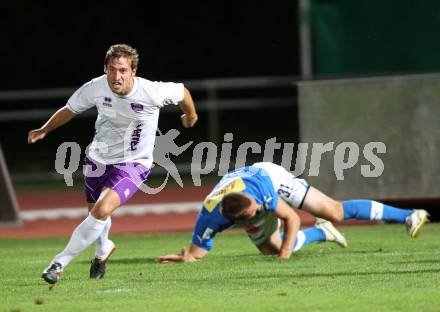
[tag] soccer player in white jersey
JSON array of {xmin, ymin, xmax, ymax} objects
[
  {"xmin": 159, "ymin": 162, "xmax": 429, "ymax": 263},
  {"xmin": 28, "ymin": 44, "xmax": 198, "ymax": 284}
]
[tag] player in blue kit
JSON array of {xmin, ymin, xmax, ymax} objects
[{"xmin": 159, "ymin": 162, "xmax": 429, "ymax": 263}]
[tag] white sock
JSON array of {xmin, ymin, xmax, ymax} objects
[
  {"xmin": 52, "ymin": 214, "xmax": 107, "ymax": 267},
  {"xmin": 95, "ymin": 217, "xmax": 113, "ymax": 259},
  {"xmin": 293, "ymin": 230, "xmax": 306, "ymax": 252}
]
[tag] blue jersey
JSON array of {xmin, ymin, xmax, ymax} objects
[{"xmin": 191, "ymin": 166, "xmax": 278, "ymax": 251}]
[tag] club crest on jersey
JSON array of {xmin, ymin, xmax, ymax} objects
[{"xmin": 130, "ymin": 103, "xmax": 144, "ymax": 112}]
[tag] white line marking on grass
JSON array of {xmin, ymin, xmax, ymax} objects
[
  {"xmin": 21, "ymin": 201, "xmax": 202, "ymax": 221},
  {"xmin": 95, "ymin": 288, "xmax": 131, "ymax": 294}
]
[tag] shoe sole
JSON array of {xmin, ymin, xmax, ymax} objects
[
  {"xmin": 326, "ymin": 225, "xmax": 348, "ymax": 248},
  {"xmin": 42, "ymin": 272, "xmax": 61, "ymax": 285},
  {"xmin": 410, "ymin": 212, "xmax": 430, "ymax": 238}
]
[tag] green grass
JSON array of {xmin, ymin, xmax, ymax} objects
[{"xmin": 1, "ymin": 224, "xmax": 439, "ymax": 312}]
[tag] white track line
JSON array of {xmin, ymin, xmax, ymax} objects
[{"xmin": 20, "ymin": 201, "xmax": 202, "ymax": 221}]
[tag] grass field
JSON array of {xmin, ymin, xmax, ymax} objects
[{"xmin": 1, "ymin": 224, "xmax": 439, "ymax": 312}]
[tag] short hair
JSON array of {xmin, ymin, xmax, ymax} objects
[
  {"xmin": 104, "ymin": 44, "xmax": 139, "ymax": 70},
  {"xmin": 220, "ymin": 193, "xmax": 252, "ymax": 221}
]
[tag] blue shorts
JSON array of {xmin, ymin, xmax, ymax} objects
[{"xmin": 83, "ymin": 157, "xmax": 151, "ymax": 205}]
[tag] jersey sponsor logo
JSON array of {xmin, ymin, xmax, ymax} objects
[
  {"xmin": 103, "ymin": 97, "xmax": 113, "ymax": 107},
  {"xmin": 130, "ymin": 102, "xmax": 144, "ymax": 112},
  {"xmin": 204, "ymin": 178, "xmax": 246, "ymax": 212},
  {"xmin": 102, "ymin": 96, "xmax": 113, "ymax": 107},
  {"xmin": 130, "ymin": 123, "xmax": 143, "ymax": 151}
]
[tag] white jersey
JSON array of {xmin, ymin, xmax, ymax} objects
[{"xmin": 67, "ymin": 75, "xmax": 184, "ymax": 168}]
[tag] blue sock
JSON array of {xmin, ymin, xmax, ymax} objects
[
  {"xmin": 302, "ymin": 227, "xmax": 326, "ymax": 245},
  {"xmin": 289, "ymin": 227, "xmax": 326, "ymax": 251},
  {"xmin": 343, "ymin": 200, "xmax": 412, "ymax": 223}
]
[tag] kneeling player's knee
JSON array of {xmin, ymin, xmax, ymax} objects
[{"xmin": 260, "ymin": 250, "xmax": 278, "ymax": 256}]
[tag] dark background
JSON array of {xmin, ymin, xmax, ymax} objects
[
  {"xmin": 0, "ymin": 0, "xmax": 301, "ymax": 174},
  {"xmin": 1, "ymin": 1, "xmax": 439, "ymax": 220},
  {"xmin": 0, "ymin": 1, "xmax": 299, "ymax": 89}
]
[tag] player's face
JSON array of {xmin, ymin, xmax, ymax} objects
[
  {"xmin": 238, "ymin": 196, "xmax": 261, "ymax": 220},
  {"xmin": 105, "ymin": 57, "xmax": 137, "ymax": 95}
]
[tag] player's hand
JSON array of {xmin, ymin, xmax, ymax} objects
[
  {"xmin": 276, "ymin": 250, "xmax": 292, "ymax": 260},
  {"xmin": 158, "ymin": 253, "xmax": 184, "ymax": 263},
  {"xmin": 158, "ymin": 248, "xmax": 198, "ymax": 264},
  {"xmin": 28, "ymin": 129, "xmax": 46, "ymax": 144},
  {"xmin": 180, "ymin": 113, "xmax": 198, "ymax": 128}
]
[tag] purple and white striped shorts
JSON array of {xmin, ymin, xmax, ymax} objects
[{"xmin": 83, "ymin": 157, "xmax": 151, "ymax": 205}]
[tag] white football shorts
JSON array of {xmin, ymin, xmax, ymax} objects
[{"xmin": 252, "ymin": 162, "xmax": 310, "ymax": 208}]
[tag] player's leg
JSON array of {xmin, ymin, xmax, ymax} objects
[
  {"xmin": 86, "ymin": 183, "xmax": 115, "ymax": 276},
  {"xmin": 301, "ymin": 187, "xmax": 344, "ymax": 222},
  {"xmin": 302, "ymin": 186, "xmax": 412, "ymax": 223},
  {"xmin": 89, "ymin": 162, "xmax": 151, "ymax": 279},
  {"xmin": 254, "ymin": 227, "xmax": 311, "ymax": 255},
  {"xmin": 83, "ymin": 158, "xmax": 116, "ymax": 268},
  {"xmin": 88, "ymin": 188, "xmax": 119, "ymax": 278},
  {"xmin": 284, "ymin": 220, "xmax": 347, "ymax": 250},
  {"xmin": 91, "ymin": 162, "xmax": 151, "ymax": 252},
  {"xmin": 342, "ymin": 199, "xmax": 429, "ymax": 237},
  {"xmin": 313, "ymin": 219, "xmax": 347, "ymax": 248},
  {"xmin": 94, "ymin": 206, "xmax": 113, "ymax": 262},
  {"xmin": 302, "ymin": 187, "xmax": 429, "ymax": 237},
  {"xmin": 248, "ymin": 213, "xmax": 346, "ymax": 256},
  {"xmin": 87, "ymin": 202, "xmax": 113, "ymax": 260},
  {"xmin": 42, "ymin": 159, "xmax": 115, "ymax": 284},
  {"xmin": 255, "ymin": 229, "xmax": 281, "ymax": 255},
  {"xmin": 42, "ymin": 188, "xmax": 119, "ymax": 284},
  {"xmin": 252, "ymin": 163, "xmax": 429, "ymax": 238},
  {"xmin": 256, "ymin": 225, "xmax": 345, "ymax": 255}
]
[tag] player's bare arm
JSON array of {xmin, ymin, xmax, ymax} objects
[
  {"xmin": 179, "ymin": 87, "xmax": 198, "ymax": 128},
  {"xmin": 275, "ymin": 197, "xmax": 301, "ymax": 260},
  {"xmin": 28, "ymin": 105, "xmax": 76, "ymax": 144},
  {"xmin": 158, "ymin": 243, "xmax": 207, "ymax": 264}
]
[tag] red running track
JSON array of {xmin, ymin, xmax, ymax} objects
[{"xmin": 0, "ymin": 185, "xmax": 365, "ymax": 238}]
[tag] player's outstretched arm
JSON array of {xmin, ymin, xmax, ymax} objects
[
  {"xmin": 159, "ymin": 243, "xmax": 207, "ymax": 264},
  {"xmin": 179, "ymin": 87, "xmax": 198, "ymax": 128},
  {"xmin": 275, "ymin": 197, "xmax": 301, "ymax": 260},
  {"xmin": 28, "ymin": 105, "xmax": 76, "ymax": 144}
]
